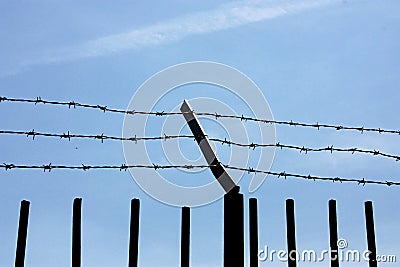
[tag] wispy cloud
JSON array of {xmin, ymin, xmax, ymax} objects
[{"xmin": 10, "ymin": 0, "xmax": 336, "ymax": 75}]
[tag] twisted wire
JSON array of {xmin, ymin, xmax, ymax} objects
[
  {"xmin": 1, "ymin": 96, "xmax": 399, "ymax": 135},
  {"xmin": 1, "ymin": 163, "xmax": 398, "ymax": 187},
  {"xmin": 1, "ymin": 129, "xmax": 399, "ymax": 162}
]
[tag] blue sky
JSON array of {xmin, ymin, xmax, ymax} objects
[{"xmin": 0, "ymin": 0, "xmax": 399, "ymax": 266}]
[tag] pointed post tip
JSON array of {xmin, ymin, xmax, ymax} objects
[{"xmin": 180, "ymin": 99, "xmax": 192, "ymax": 113}]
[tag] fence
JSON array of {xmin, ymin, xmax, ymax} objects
[
  {"xmin": 12, "ymin": 190, "xmax": 379, "ymax": 267},
  {"xmin": 2, "ymin": 96, "xmax": 394, "ymax": 266}
]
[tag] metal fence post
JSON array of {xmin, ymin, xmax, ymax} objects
[
  {"xmin": 224, "ymin": 186, "xmax": 244, "ymax": 267},
  {"xmin": 72, "ymin": 198, "xmax": 82, "ymax": 267},
  {"xmin": 181, "ymin": 206, "xmax": 190, "ymax": 267},
  {"xmin": 15, "ymin": 200, "xmax": 30, "ymax": 267},
  {"xmin": 129, "ymin": 199, "xmax": 140, "ymax": 267},
  {"xmin": 365, "ymin": 201, "xmax": 377, "ymax": 267},
  {"xmin": 286, "ymin": 199, "xmax": 297, "ymax": 267},
  {"xmin": 329, "ymin": 199, "xmax": 339, "ymax": 267},
  {"xmin": 249, "ymin": 198, "xmax": 259, "ymax": 267}
]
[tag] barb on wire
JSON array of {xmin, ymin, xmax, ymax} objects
[
  {"xmin": 1, "ymin": 96, "xmax": 399, "ymax": 136},
  {"xmin": 1, "ymin": 163, "xmax": 399, "ymax": 187},
  {"xmin": 1, "ymin": 129, "xmax": 400, "ymax": 162}
]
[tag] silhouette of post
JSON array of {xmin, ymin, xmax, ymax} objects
[
  {"xmin": 72, "ymin": 198, "xmax": 82, "ymax": 267},
  {"xmin": 328, "ymin": 199, "xmax": 339, "ymax": 267},
  {"xmin": 224, "ymin": 186, "xmax": 244, "ymax": 267},
  {"xmin": 365, "ymin": 201, "xmax": 377, "ymax": 267},
  {"xmin": 249, "ymin": 198, "xmax": 259, "ymax": 267},
  {"xmin": 129, "ymin": 199, "xmax": 140, "ymax": 267},
  {"xmin": 15, "ymin": 200, "xmax": 30, "ymax": 267},
  {"xmin": 180, "ymin": 100, "xmax": 236, "ymax": 193},
  {"xmin": 181, "ymin": 207, "xmax": 190, "ymax": 267},
  {"xmin": 286, "ymin": 199, "xmax": 297, "ymax": 267}
]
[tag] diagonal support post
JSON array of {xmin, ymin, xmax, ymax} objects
[{"xmin": 180, "ymin": 100, "xmax": 236, "ymax": 193}]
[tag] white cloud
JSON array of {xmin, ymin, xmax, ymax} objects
[{"xmin": 11, "ymin": 0, "xmax": 336, "ymax": 75}]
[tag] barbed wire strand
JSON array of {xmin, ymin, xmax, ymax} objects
[
  {"xmin": 1, "ymin": 130, "xmax": 399, "ymax": 162},
  {"xmin": 0, "ymin": 130, "xmax": 193, "ymax": 143},
  {"xmin": 1, "ymin": 96, "xmax": 399, "ymax": 136},
  {"xmin": 1, "ymin": 163, "xmax": 398, "ymax": 187}
]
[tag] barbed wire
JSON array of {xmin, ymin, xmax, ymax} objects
[
  {"xmin": 0, "ymin": 130, "xmax": 193, "ymax": 143},
  {"xmin": 1, "ymin": 163, "xmax": 398, "ymax": 187},
  {"xmin": 1, "ymin": 129, "xmax": 400, "ymax": 162},
  {"xmin": 1, "ymin": 96, "xmax": 399, "ymax": 136}
]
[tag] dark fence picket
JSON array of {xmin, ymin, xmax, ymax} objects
[
  {"xmin": 129, "ymin": 199, "xmax": 140, "ymax": 267},
  {"xmin": 365, "ymin": 201, "xmax": 378, "ymax": 267},
  {"xmin": 286, "ymin": 199, "xmax": 297, "ymax": 267},
  {"xmin": 181, "ymin": 207, "xmax": 190, "ymax": 267},
  {"xmin": 15, "ymin": 200, "xmax": 30, "ymax": 267},
  {"xmin": 224, "ymin": 186, "xmax": 244, "ymax": 267},
  {"xmin": 72, "ymin": 198, "xmax": 82, "ymax": 267},
  {"xmin": 249, "ymin": 198, "xmax": 259, "ymax": 267},
  {"xmin": 329, "ymin": 199, "xmax": 340, "ymax": 267}
]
